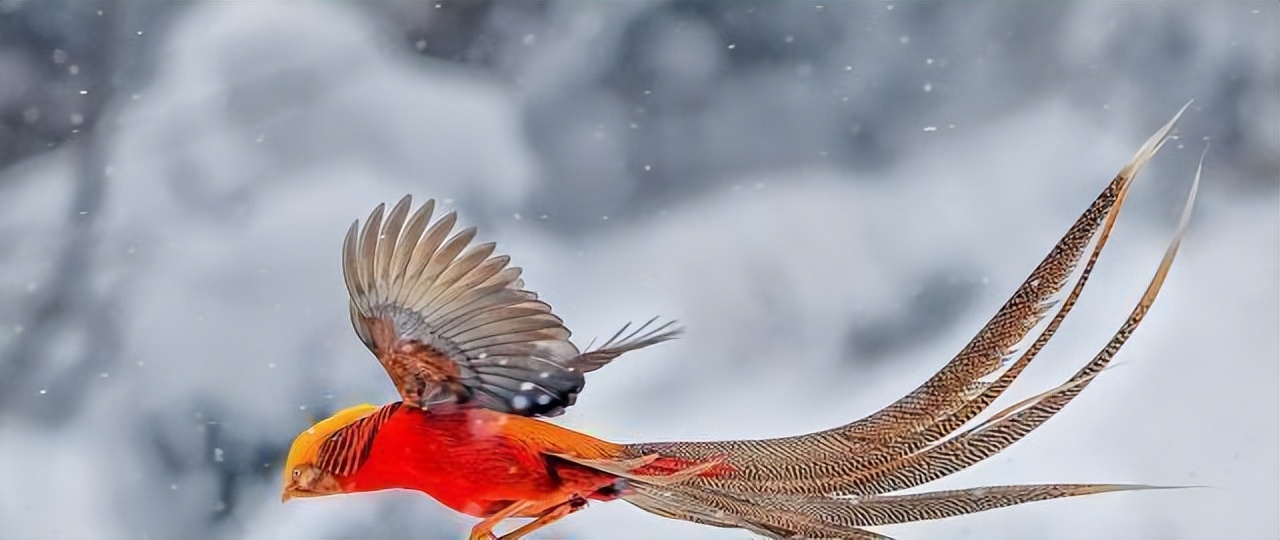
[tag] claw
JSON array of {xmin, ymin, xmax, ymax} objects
[{"xmin": 467, "ymin": 528, "xmax": 497, "ymax": 540}]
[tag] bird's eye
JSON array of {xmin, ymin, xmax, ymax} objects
[{"xmin": 292, "ymin": 468, "xmax": 301, "ymax": 479}]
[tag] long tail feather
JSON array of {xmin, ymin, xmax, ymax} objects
[
  {"xmin": 820, "ymin": 100, "xmax": 1191, "ymax": 444},
  {"xmin": 827, "ymin": 484, "xmax": 1179, "ymax": 526},
  {"xmin": 594, "ymin": 106, "xmax": 1198, "ymax": 539},
  {"xmin": 776, "ymin": 483, "xmax": 1172, "ymax": 527},
  {"xmin": 624, "ymin": 482, "xmax": 896, "ymax": 540},
  {"xmin": 620, "ymin": 104, "xmax": 1191, "ymax": 495},
  {"xmin": 796, "ymin": 147, "xmax": 1130, "ymax": 478},
  {"xmin": 816, "ymin": 150, "xmax": 1200, "ymax": 497},
  {"xmin": 838, "ymin": 130, "xmax": 1204, "ymax": 497},
  {"xmin": 623, "ymin": 479, "xmax": 1178, "ymax": 537}
]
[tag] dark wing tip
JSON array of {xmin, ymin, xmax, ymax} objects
[{"xmin": 469, "ymin": 363, "xmax": 586, "ymax": 417}]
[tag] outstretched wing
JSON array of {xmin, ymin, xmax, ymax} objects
[{"xmin": 343, "ymin": 196, "xmax": 589, "ymax": 416}]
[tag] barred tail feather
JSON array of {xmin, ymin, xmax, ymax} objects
[
  {"xmin": 592, "ymin": 105, "xmax": 1199, "ymax": 539},
  {"xmin": 622, "ymin": 480, "xmax": 1178, "ymax": 538},
  {"xmin": 618, "ymin": 104, "xmax": 1192, "ymax": 497}
]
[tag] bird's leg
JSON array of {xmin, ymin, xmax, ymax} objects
[
  {"xmin": 468, "ymin": 500, "xmax": 535, "ymax": 540},
  {"xmin": 497, "ymin": 495, "xmax": 588, "ymax": 540}
]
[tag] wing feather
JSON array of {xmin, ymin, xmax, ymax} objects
[
  {"xmin": 342, "ymin": 196, "xmax": 679, "ymax": 416},
  {"xmin": 358, "ymin": 204, "xmax": 384, "ymax": 303},
  {"xmin": 437, "ymin": 304, "xmax": 551, "ymax": 338},
  {"xmin": 388, "ymin": 199, "xmax": 433, "ymax": 307},
  {"xmin": 344, "ymin": 197, "xmax": 583, "ymax": 415},
  {"xmin": 449, "ymin": 315, "xmax": 568, "ymax": 345},
  {"xmin": 418, "ymin": 242, "xmax": 497, "ymax": 313},
  {"xmin": 570, "ymin": 318, "xmax": 684, "ymax": 373},
  {"xmin": 406, "ymin": 227, "xmax": 476, "ymax": 313},
  {"xmin": 375, "ymin": 197, "xmax": 411, "ymax": 300}
]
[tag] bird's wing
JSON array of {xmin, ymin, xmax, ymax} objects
[{"xmin": 343, "ymin": 196, "xmax": 587, "ymax": 416}]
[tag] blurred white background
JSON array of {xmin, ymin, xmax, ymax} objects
[{"xmin": 0, "ymin": 2, "xmax": 1276, "ymax": 538}]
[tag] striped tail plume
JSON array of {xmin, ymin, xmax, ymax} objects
[{"xmin": 558, "ymin": 104, "xmax": 1199, "ymax": 539}]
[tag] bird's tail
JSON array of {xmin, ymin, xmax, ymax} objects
[
  {"xmin": 557, "ymin": 104, "xmax": 1200, "ymax": 539},
  {"xmin": 618, "ymin": 479, "xmax": 1193, "ymax": 540}
]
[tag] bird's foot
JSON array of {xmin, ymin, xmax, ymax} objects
[{"xmin": 467, "ymin": 528, "xmax": 497, "ymax": 540}]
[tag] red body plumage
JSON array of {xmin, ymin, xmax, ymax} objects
[{"xmin": 341, "ymin": 406, "xmax": 626, "ymax": 518}]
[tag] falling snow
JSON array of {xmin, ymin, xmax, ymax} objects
[{"xmin": 0, "ymin": 3, "xmax": 1273, "ymax": 540}]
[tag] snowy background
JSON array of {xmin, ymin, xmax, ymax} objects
[{"xmin": 1, "ymin": 2, "xmax": 1276, "ymax": 539}]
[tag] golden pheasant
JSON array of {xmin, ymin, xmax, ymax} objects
[{"xmin": 282, "ymin": 103, "xmax": 1199, "ymax": 539}]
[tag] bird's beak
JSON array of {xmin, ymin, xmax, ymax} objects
[{"xmin": 281, "ymin": 483, "xmax": 297, "ymax": 503}]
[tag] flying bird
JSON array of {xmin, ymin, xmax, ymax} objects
[{"xmin": 282, "ymin": 104, "xmax": 1199, "ymax": 540}]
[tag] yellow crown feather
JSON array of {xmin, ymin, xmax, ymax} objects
[{"xmin": 283, "ymin": 403, "xmax": 378, "ymax": 482}]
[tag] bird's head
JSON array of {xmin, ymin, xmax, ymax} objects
[{"xmin": 281, "ymin": 403, "xmax": 379, "ymax": 502}]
